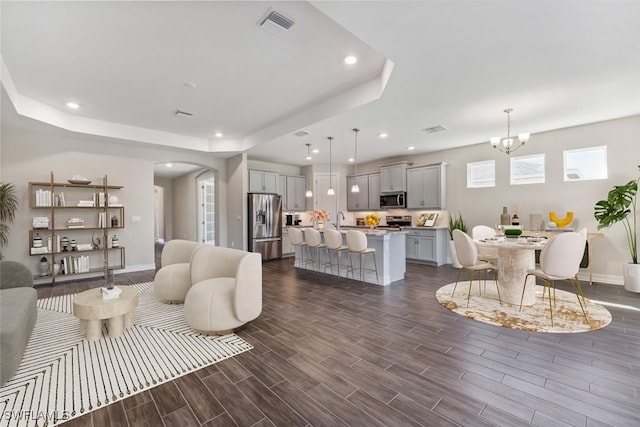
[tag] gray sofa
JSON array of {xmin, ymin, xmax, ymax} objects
[{"xmin": 0, "ymin": 260, "xmax": 37, "ymax": 386}]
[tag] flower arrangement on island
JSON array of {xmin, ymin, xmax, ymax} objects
[
  {"xmin": 311, "ymin": 209, "xmax": 330, "ymax": 222},
  {"xmin": 365, "ymin": 213, "xmax": 381, "ymax": 227}
]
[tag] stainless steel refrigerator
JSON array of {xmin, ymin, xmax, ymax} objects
[{"xmin": 248, "ymin": 193, "xmax": 282, "ymax": 260}]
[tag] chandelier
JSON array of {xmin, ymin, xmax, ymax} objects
[
  {"xmin": 490, "ymin": 108, "xmax": 530, "ymax": 155},
  {"xmin": 351, "ymin": 128, "xmax": 360, "ymax": 193}
]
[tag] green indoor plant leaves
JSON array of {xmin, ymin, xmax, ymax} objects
[{"xmin": 594, "ymin": 165, "xmax": 638, "ymax": 264}]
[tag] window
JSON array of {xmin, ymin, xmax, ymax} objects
[
  {"xmin": 563, "ymin": 145, "xmax": 607, "ymax": 181},
  {"xmin": 510, "ymin": 154, "xmax": 545, "ymax": 185},
  {"xmin": 467, "ymin": 160, "xmax": 495, "ymax": 188}
]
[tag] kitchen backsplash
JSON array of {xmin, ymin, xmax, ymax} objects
[{"xmin": 283, "ymin": 210, "xmax": 449, "ymax": 227}]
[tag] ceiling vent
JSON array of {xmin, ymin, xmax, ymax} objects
[
  {"xmin": 175, "ymin": 110, "xmax": 193, "ymax": 118},
  {"xmin": 293, "ymin": 130, "xmax": 309, "ymax": 137},
  {"xmin": 260, "ymin": 9, "xmax": 295, "ymax": 35},
  {"xmin": 422, "ymin": 125, "xmax": 447, "ymax": 134}
]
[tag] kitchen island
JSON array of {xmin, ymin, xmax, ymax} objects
[{"xmin": 295, "ymin": 229, "xmax": 407, "ymax": 286}]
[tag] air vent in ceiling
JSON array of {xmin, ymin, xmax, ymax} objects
[
  {"xmin": 422, "ymin": 125, "xmax": 447, "ymax": 133},
  {"xmin": 260, "ymin": 9, "xmax": 295, "ymax": 35},
  {"xmin": 175, "ymin": 110, "xmax": 193, "ymax": 118},
  {"xmin": 293, "ymin": 131, "xmax": 309, "ymax": 137}
]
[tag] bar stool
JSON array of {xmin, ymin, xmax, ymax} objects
[
  {"xmin": 323, "ymin": 229, "xmax": 349, "ymax": 278},
  {"xmin": 346, "ymin": 230, "xmax": 378, "ymax": 284},
  {"xmin": 288, "ymin": 228, "xmax": 307, "ymax": 268},
  {"xmin": 303, "ymin": 228, "xmax": 326, "ymax": 271}
]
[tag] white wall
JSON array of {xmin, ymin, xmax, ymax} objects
[{"xmin": 1, "ymin": 109, "xmax": 229, "ymax": 277}]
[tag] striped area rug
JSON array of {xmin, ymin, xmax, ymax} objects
[{"xmin": 0, "ymin": 282, "xmax": 253, "ymax": 427}]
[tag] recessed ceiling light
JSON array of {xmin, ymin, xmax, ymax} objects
[
  {"xmin": 312, "ymin": 148, "xmax": 319, "ymax": 154},
  {"xmin": 407, "ymin": 146, "xmax": 415, "ymax": 150},
  {"xmin": 379, "ymin": 132, "xmax": 388, "ymax": 138},
  {"xmin": 348, "ymin": 158, "xmax": 354, "ymax": 162},
  {"xmin": 306, "ymin": 155, "xmax": 312, "ymax": 160},
  {"xmin": 215, "ymin": 132, "xmax": 223, "ymax": 138},
  {"xmin": 344, "ymin": 55, "xmax": 357, "ymax": 65},
  {"xmin": 66, "ymin": 102, "xmax": 79, "ymax": 109},
  {"xmin": 166, "ymin": 163, "xmax": 173, "ymax": 168}
]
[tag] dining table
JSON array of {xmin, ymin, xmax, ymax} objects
[{"xmin": 475, "ymin": 237, "xmax": 547, "ymax": 306}]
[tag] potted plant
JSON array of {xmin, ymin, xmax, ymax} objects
[
  {"xmin": 594, "ymin": 165, "xmax": 639, "ymax": 292},
  {"xmin": 448, "ymin": 212, "xmax": 467, "ymax": 268},
  {"xmin": 0, "ymin": 182, "xmax": 19, "ymax": 260}
]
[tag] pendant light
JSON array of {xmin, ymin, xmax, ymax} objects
[
  {"xmin": 351, "ymin": 128, "xmax": 360, "ymax": 193},
  {"xmin": 305, "ymin": 143, "xmax": 313, "ymax": 198},
  {"xmin": 327, "ymin": 136, "xmax": 335, "ymax": 196}
]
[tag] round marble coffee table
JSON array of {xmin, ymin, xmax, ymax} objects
[{"xmin": 73, "ymin": 287, "xmax": 138, "ymax": 341}]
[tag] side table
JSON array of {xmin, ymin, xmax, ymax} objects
[{"xmin": 73, "ymin": 287, "xmax": 139, "ymax": 341}]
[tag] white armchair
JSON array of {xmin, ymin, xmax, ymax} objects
[
  {"xmin": 154, "ymin": 239, "xmax": 203, "ymax": 303},
  {"xmin": 185, "ymin": 245, "xmax": 262, "ymax": 334}
]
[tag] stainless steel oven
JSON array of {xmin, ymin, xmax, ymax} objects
[{"xmin": 379, "ymin": 192, "xmax": 406, "ymax": 209}]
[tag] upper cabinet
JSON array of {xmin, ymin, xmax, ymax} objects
[
  {"xmin": 406, "ymin": 162, "xmax": 447, "ymax": 209},
  {"xmin": 249, "ymin": 170, "xmax": 278, "ymax": 193},
  {"xmin": 380, "ymin": 164, "xmax": 407, "ymax": 192},
  {"xmin": 368, "ymin": 173, "xmax": 380, "ymax": 210},
  {"xmin": 346, "ymin": 175, "xmax": 370, "ymax": 211},
  {"xmin": 285, "ymin": 176, "xmax": 306, "ymax": 211}
]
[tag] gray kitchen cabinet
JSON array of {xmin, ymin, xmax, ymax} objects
[
  {"xmin": 380, "ymin": 164, "xmax": 407, "ymax": 192},
  {"xmin": 405, "ymin": 228, "xmax": 448, "ymax": 266},
  {"xmin": 406, "ymin": 163, "xmax": 446, "ymax": 209},
  {"xmin": 346, "ymin": 175, "xmax": 369, "ymax": 211},
  {"xmin": 249, "ymin": 170, "xmax": 278, "ymax": 193},
  {"xmin": 286, "ymin": 176, "xmax": 306, "ymax": 211},
  {"xmin": 368, "ymin": 173, "xmax": 380, "ymax": 210},
  {"xmin": 282, "ymin": 228, "xmax": 294, "ymax": 256}
]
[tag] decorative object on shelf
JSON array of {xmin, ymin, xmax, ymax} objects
[
  {"xmin": 500, "ymin": 206, "xmax": 510, "ymax": 225},
  {"xmin": 33, "ymin": 233, "xmax": 43, "ymax": 248},
  {"xmin": 305, "ymin": 143, "xmax": 313, "ymax": 198},
  {"xmin": 111, "ymin": 234, "xmax": 119, "ymax": 248},
  {"xmin": 594, "ymin": 164, "xmax": 639, "ymax": 292},
  {"xmin": 68, "ymin": 174, "xmax": 91, "ymax": 185},
  {"xmin": 111, "ymin": 215, "xmax": 119, "ymax": 227},
  {"xmin": 549, "ymin": 211, "xmax": 574, "ymax": 228},
  {"xmin": 70, "ymin": 239, "xmax": 78, "ymax": 251},
  {"xmin": 52, "ymin": 263, "xmax": 60, "ymax": 275},
  {"xmin": 108, "ymin": 194, "xmax": 119, "ymax": 205},
  {"xmin": 327, "ymin": 136, "xmax": 335, "ymax": 196},
  {"xmin": 60, "ymin": 236, "xmax": 70, "ymax": 252},
  {"xmin": 351, "ymin": 128, "xmax": 360, "ymax": 193},
  {"xmin": 490, "ymin": 108, "xmax": 530, "ymax": 155},
  {"xmin": 39, "ymin": 256, "xmax": 49, "ymax": 276},
  {"xmin": 91, "ymin": 232, "xmax": 101, "ymax": 249},
  {"xmin": 365, "ymin": 212, "xmax": 380, "ymax": 231}
]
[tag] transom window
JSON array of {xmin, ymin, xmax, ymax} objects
[
  {"xmin": 510, "ymin": 154, "xmax": 545, "ymax": 185},
  {"xmin": 467, "ymin": 160, "xmax": 496, "ymax": 188},
  {"xmin": 563, "ymin": 146, "xmax": 607, "ymax": 181}
]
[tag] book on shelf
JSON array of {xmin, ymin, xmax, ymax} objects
[{"xmin": 30, "ymin": 247, "xmax": 49, "ymax": 255}]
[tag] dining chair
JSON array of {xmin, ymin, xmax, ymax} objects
[
  {"xmin": 452, "ymin": 229, "xmax": 501, "ymax": 307},
  {"xmin": 323, "ymin": 229, "xmax": 348, "ymax": 277},
  {"xmin": 471, "ymin": 225, "xmax": 499, "ymax": 263},
  {"xmin": 288, "ymin": 228, "xmax": 307, "ymax": 268},
  {"xmin": 519, "ymin": 231, "xmax": 589, "ymax": 326}
]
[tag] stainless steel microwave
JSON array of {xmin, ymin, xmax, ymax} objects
[{"xmin": 380, "ymin": 192, "xmax": 406, "ymax": 209}]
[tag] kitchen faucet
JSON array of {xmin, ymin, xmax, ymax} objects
[{"xmin": 336, "ymin": 211, "xmax": 345, "ymax": 230}]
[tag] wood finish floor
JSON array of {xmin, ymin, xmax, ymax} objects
[{"xmin": 35, "ymin": 249, "xmax": 640, "ymax": 427}]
